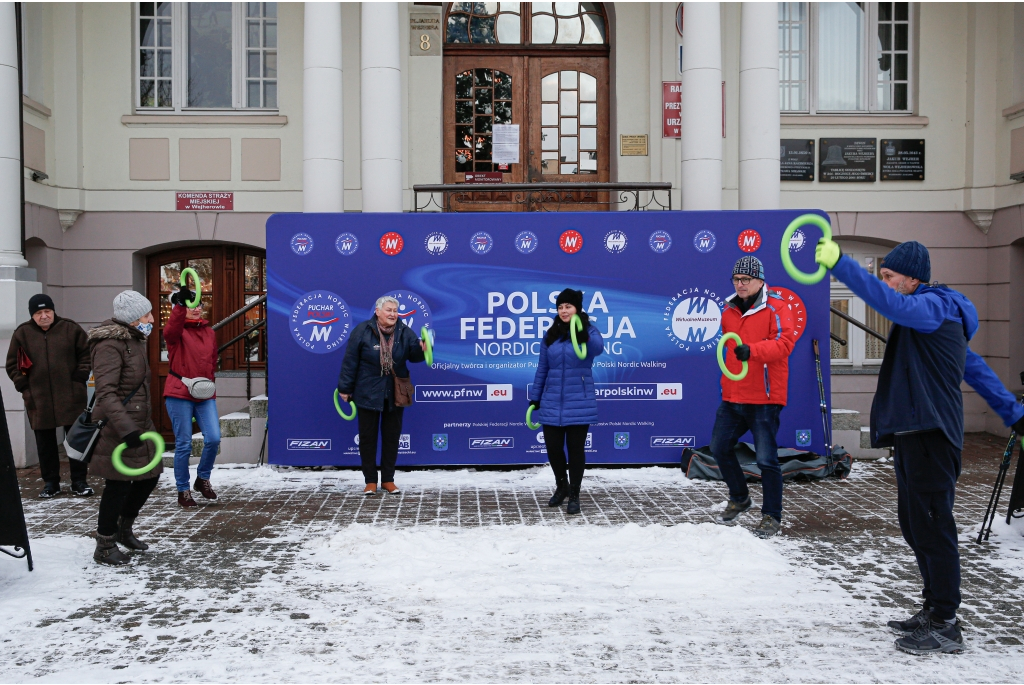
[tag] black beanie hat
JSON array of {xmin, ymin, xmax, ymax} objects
[
  {"xmin": 28, "ymin": 293, "xmax": 55, "ymax": 316},
  {"xmin": 555, "ymin": 288, "xmax": 584, "ymax": 312}
]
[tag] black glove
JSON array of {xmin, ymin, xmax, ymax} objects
[
  {"xmin": 72, "ymin": 369, "xmax": 91, "ymax": 384},
  {"xmin": 733, "ymin": 344, "xmax": 751, "ymax": 362},
  {"xmin": 529, "ymin": 400, "xmax": 540, "ymax": 410},
  {"xmin": 171, "ymin": 287, "xmax": 195, "ymax": 307},
  {"xmin": 13, "ymin": 376, "xmax": 28, "ymax": 393},
  {"xmin": 1013, "ymin": 415, "xmax": 1024, "ymax": 435},
  {"xmin": 123, "ymin": 431, "xmax": 143, "ymax": 449}
]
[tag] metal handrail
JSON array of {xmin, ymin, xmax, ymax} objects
[
  {"xmin": 413, "ymin": 182, "xmax": 673, "ymax": 212},
  {"xmin": 830, "ymin": 306, "xmax": 888, "ymax": 343},
  {"xmin": 414, "ymin": 182, "xmax": 673, "ymax": 192},
  {"xmin": 218, "ymin": 319, "xmax": 265, "ymax": 355},
  {"xmin": 212, "ymin": 294, "xmax": 266, "ymax": 332}
]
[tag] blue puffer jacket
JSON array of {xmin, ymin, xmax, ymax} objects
[{"xmin": 529, "ymin": 324, "xmax": 604, "ymax": 426}]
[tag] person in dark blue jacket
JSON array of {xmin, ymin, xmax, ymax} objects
[
  {"xmin": 529, "ymin": 288, "xmax": 604, "ymax": 515},
  {"xmin": 338, "ymin": 296, "xmax": 427, "ymax": 496},
  {"xmin": 816, "ymin": 239, "xmax": 1024, "ymax": 655}
]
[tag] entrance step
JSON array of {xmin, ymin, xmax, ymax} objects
[
  {"xmin": 162, "ymin": 394, "xmax": 267, "ymax": 467},
  {"xmin": 830, "ymin": 408, "xmax": 890, "ymax": 460}
]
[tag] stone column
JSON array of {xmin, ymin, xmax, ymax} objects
[
  {"xmin": 739, "ymin": 2, "xmax": 780, "ymax": 210},
  {"xmin": 303, "ymin": 2, "xmax": 344, "ymax": 212},
  {"xmin": 361, "ymin": 3, "xmax": 402, "ymax": 213},
  {"xmin": 681, "ymin": 2, "xmax": 722, "ymax": 210}
]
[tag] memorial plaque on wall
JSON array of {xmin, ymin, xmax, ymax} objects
[
  {"xmin": 880, "ymin": 139, "xmax": 925, "ymax": 180},
  {"xmin": 780, "ymin": 139, "xmax": 815, "ymax": 181},
  {"xmin": 819, "ymin": 138, "xmax": 876, "ymax": 182}
]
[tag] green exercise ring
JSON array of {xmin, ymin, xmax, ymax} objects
[
  {"xmin": 526, "ymin": 404, "xmax": 541, "ymax": 430},
  {"xmin": 717, "ymin": 332, "xmax": 748, "ymax": 382},
  {"xmin": 179, "ymin": 267, "xmax": 202, "ymax": 309},
  {"xmin": 780, "ymin": 213, "xmax": 833, "ymax": 285},
  {"xmin": 333, "ymin": 389, "xmax": 357, "ymax": 420},
  {"xmin": 111, "ymin": 431, "xmax": 165, "ymax": 477},
  {"xmin": 421, "ymin": 326, "xmax": 434, "ymax": 367},
  {"xmin": 568, "ymin": 314, "xmax": 587, "ymax": 360}
]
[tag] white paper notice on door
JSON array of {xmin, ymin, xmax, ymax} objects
[{"xmin": 492, "ymin": 124, "xmax": 520, "ymax": 165}]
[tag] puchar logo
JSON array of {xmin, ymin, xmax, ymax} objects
[
  {"xmin": 650, "ymin": 436, "xmax": 695, "ymax": 448},
  {"xmin": 470, "ymin": 231, "xmax": 493, "ymax": 255},
  {"xmin": 664, "ymin": 288, "xmax": 725, "ymax": 353},
  {"xmin": 614, "ymin": 432, "xmax": 630, "ymax": 450},
  {"xmin": 287, "ymin": 439, "xmax": 331, "ymax": 450},
  {"xmin": 291, "ymin": 233, "xmax": 314, "ymax": 256},
  {"xmin": 788, "ymin": 228, "xmax": 807, "ymax": 252},
  {"xmin": 693, "ymin": 230, "xmax": 716, "ymax": 253},
  {"xmin": 378, "ymin": 290, "xmax": 432, "ymax": 333},
  {"xmin": 432, "ymin": 434, "xmax": 449, "ymax": 451},
  {"xmin": 604, "ymin": 230, "xmax": 628, "ymax": 253},
  {"xmin": 559, "ymin": 229, "xmax": 583, "ymax": 254},
  {"xmin": 469, "ymin": 437, "xmax": 514, "ymax": 449},
  {"xmin": 738, "ymin": 229, "xmax": 761, "ymax": 253},
  {"xmin": 335, "ymin": 233, "xmax": 358, "ymax": 256},
  {"xmin": 796, "ymin": 430, "xmax": 812, "ymax": 447},
  {"xmin": 514, "ymin": 230, "xmax": 538, "ymax": 255},
  {"xmin": 649, "ymin": 230, "xmax": 672, "ymax": 254},
  {"xmin": 424, "ymin": 232, "xmax": 448, "ymax": 256},
  {"xmin": 290, "ymin": 290, "xmax": 352, "ymax": 354},
  {"xmin": 380, "ymin": 231, "xmax": 404, "ymax": 256}
]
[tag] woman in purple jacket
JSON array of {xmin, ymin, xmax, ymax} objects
[{"xmin": 529, "ymin": 288, "xmax": 603, "ymax": 515}]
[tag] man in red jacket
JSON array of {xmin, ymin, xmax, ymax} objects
[
  {"xmin": 164, "ymin": 285, "xmax": 220, "ymax": 508},
  {"xmin": 712, "ymin": 256, "xmax": 796, "ymax": 538}
]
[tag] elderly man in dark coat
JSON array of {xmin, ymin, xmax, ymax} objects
[{"xmin": 5, "ymin": 293, "xmax": 92, "ymax": 498}]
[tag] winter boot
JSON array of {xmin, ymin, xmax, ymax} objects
[
  {"xmin": 116, "ymin": 516, "xmax": 149, "ymax": 552},
  {"xmin": 716, "ymin": 496, "xmax": 752, "ymax": 525},
  {"xmin": 39, "ymin": 481, "xmax": 61, "ymax": 499},
  {"xmin": 178, "ymin": 490, "xmax": 199, "ymax": 508},
  {"xmin": 548, "ymin": 478, "xmax": 570, "ymax": 507},
  {"xmin": 888, "ymin": 606, "xmax": 931, "ymax": 636},
  {"xmin": 71, "ymin": 481, "xmax": 94, "ymax": 497},
  {"xmin": 895, "ymin": 618, "xmax": 964, "ymax": 655},
  {"xmin": 93, "ymin": 533, "xmax": 131, "ymax": 566},
  {"xmin": 566, "ymin": 485, "xmax": 582, "ymax": 515},
  {"xmin": 751, "ymin": 514, "xmax": 782, "ymax": 539},
  {"xmin": 193, "ymin": 477, "xmax": 218, "ymax": 500}
]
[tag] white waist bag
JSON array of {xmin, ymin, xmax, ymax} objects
[{"xmin": 169, "ymin": 370, "xmax": 216, "ymax": 400}]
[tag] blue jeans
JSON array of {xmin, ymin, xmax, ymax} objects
[
  {"xmin": 710, "ymin": 401, "xmax": 784, "ymax": 521},
  {"xmin": 166, "ymin": 397, "xmax": 221, "ymax": 492}
]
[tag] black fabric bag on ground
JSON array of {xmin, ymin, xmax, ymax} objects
[{"xmin": 681, "ymin": 442, "xmax": 852, "ymax": 482}]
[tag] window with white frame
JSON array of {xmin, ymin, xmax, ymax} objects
[
  {"xmin": 830, "ymin": 252, "xmax": 891, "ymax": 366},
  {"xmin": 779, "ymin": 2, "xmax": 912, "ymax": 114},
  {"xmin": 137, "ymin": 2, "xmax": 278, "ymax": 112}
]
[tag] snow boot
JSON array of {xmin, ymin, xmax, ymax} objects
[
  {"xmin": 193, "ymin": 477, "xmax": 218, "ymax": 500},
  {"xmin": 888, "ymin": 606, "xmax": 931, "ymax": 635},
  {"xmin": 93, "ymin": 533, "xmax": 131, "ymax": 566},
  {"xmin": 39, "ymin": 481, "xmax": 60, "ymax": 498},
  {"xmin": 117, "ymin": 516, "xmax": 149, "ymax": 552},
  {"xmin": 71, "ymin": 480, "xmax": 94, "ymax": 497},
  {"xmin": 548, "ymin": 478, "xmax": 570, "ymax": 507},
  {"xmin": 178, "ymin": 490, "xmax": 199, "ymax": 508},
  {"xmin": 895, "ymin": 618, "xmax": 964, "ymax": 655},
  {"xmin": 716, "ymin": 496, "xmax": 751, "ymax": 525},
  {"xmin": 751, "ymin": 514, "xmax": 782, "ymax": 539},
  {"xmin": 566, "ymin": 485, "xmax": 581, "ymax": 515}
]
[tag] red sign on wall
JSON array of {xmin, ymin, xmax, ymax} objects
[
  {"xmin": 176, "ymin": 192, "xmax": 234, "ymax": 211},
  {"xmin": 663, "ymin": 82, "xmax": 681, "ymax": 138}
]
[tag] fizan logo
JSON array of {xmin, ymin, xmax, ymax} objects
[
  {"xmin": 290, "ymin": 290, "xmax": 352, "ymax": 354},
  {"xmin": 650, "ymin": 436, "xmax": 695, "ymax": 448},
  {"xmin": 287, "ymin": 439, "xmax": 331, "ymax": 450},
  {"xmin": 664, "ymin": 289, "xmax": 725, "ymax": 353},
  {"xmin": 335, "ymin": 233, "xmax": 358, "ymax": 256},
  {"xmin": 469, "ymin": 437, "xmax": 514, "ymax": 449}
]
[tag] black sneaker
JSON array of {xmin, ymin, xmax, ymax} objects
[
  {"xmin": 716, "ymin": 497, "xmax": 752, "ymax": 525},
  {"xmin": 888, "ymin": 606, "xmax": 931, "ymax": 636},
  {"xmin": 71, "ymin": 481, "xmax": 94, "ymax": 497},
  {"xmin": 895, "ymin": 619, "xmax": 964, "ymax": 655},
  {"xmin": 38, "ymin": 482, "xmax": 61, "ymax": 498},
  {"xmin": 752, "ymin": 514, "xmax": 782, "ymax": 539}
]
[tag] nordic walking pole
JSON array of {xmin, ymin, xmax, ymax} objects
[
  {"xmin": 812, "ymin": 339, "xmax": 833, "ymax": 469},
  {"xmin": 976, "ymin": 388, "xmax": 1024, "ymax": 543}
]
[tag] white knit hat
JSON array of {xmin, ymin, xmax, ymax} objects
[{"xmin": 112, "ymin": 290, "xmax": 152, "ymax": 324}]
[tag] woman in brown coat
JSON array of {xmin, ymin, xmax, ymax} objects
[
  {"xmin": 89, "ymin": 290, "xmax": 162, "ymax": 566},
  {"xmin": 5, "ymin": 294, "xmax": 91, "ymax": 497}
]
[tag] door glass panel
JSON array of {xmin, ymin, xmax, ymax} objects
[
  {"xmin": 542, "ymin": 128, "xmax": 558, "ymax": 149},
  {"xmin": 532, "ymin": 14, "xmax": 556, "ymax": 43},
  {"xmin": 580, "ymin": 151, "xmax": 597, "ymax": 172},
  {"xmin": 560, "ymin": 90, "xmax": 577, "ymax": 116},
  {"xmin": 561, "ymin": 117, "xmax": 577, "ymax": 135},
  {"xmin": 580, "ymin": 102, "xmax": 597, "ymax": 125},
  {"xmin": 560, "ymin": 163, "xmax": 578, "ymax": 174},
  {"xmin": 541, "ymin": 73, "xmax": 558, "ymax": 101},
  {"xmin": 560, "ymin": 70, "xmax": 577, "ymax": 89},
  {"xmin": 556, "ymin": 17, "xmax": 582, "ymax": 43},
  {"xmin": 529, "ymin": 3, "xmax": 606, "ymax": 45},
  {"xmin": 580, "ymin": 73, "xmax": 597, "ymax": 101},
  {"xmin": 542, "ymin": 151, "xmax": 558, "ymax": 174},
  {"xmin": 541, "ymin": 70, "xmax": 598, "ymax": 175},
  {"xmin": 454, "ymin": 68, "xmax": 514, "ymax": 173},
  {"xmin": 560, "ymin": 136, "xmax": 578, "ymax": 162},
  {"xmin": 447, "ymin": 2, "xmax": 520, "ymax": 44},
  {"xmin": 542, "ymin": 103, "xmax": 558, "ymax": 125},
  {"xmin": 496, "ymin": 13, "xmax": 520, "ymax": 43},
  {"xmin": 580, "ymin": 127, "xmax": 596, "ymax": 149},
  {"xmin": 581, "ymin": 13, "xmax": 605, "ymax": 43}
]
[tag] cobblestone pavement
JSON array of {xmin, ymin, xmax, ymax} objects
[{"xmin": 5, "ymin": 432, "xmax": 1024, "ymax": 682}]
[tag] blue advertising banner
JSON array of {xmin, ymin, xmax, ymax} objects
[{"xmin": 267, "ymin": 211, "xmax": 831, "ymax": 466}]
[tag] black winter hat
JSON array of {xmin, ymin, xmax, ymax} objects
[
  {"xmin": 28, "ymin": 293, "xmax": 55, "ymax": 315},
  {"xmin": 732, "ymin": 256, "xmax": 765, "ymax": 280},
  {"xmin": 555, "ymin": 288, "xmax": 584, "ymax": 312}
]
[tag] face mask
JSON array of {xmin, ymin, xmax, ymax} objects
[{"xmin": 135, "ymin": 322, "xmax": 153, "ymax": 337}]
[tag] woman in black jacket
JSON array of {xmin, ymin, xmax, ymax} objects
[{"xmin": 338, "ymin": 296, "xmax": 426, "ymax": 495}]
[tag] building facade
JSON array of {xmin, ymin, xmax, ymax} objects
[{"xmin": 3, "ymin": 2, "xmax": 1023, "ymax": 464}]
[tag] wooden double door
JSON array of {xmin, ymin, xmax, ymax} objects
[{"xmin": 443, "ymin": 54, "xmax": 609, "ymax": 210}]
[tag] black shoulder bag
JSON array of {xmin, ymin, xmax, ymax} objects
[{"xmin": 63, "ymin": 381, "xmax": 145, "ymax": 463}]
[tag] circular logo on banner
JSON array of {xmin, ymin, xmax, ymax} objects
[
  {"xmin": 289, "ymin": 290, "xmax": 352, "ymax": 354},
  {"xmin": 470, "ymin": 231, "xmax": 493, "ymax": 255},
  {"xmin": 424, "ymin": 232, "xmax": 449, "ymax": 256},
  {"xmin": 290, "ymin": 233, "xmax": 314, "ymax": 256},
  {"xmin": 604, "ymin": 230, "xmax": 628, "ymax": 254},
  {"xmin": 649, "ymin": 230, "xmax": 672, "ymax": 254},
  {"xmin": 738, "ymin": 229, "xmax": 762, "ymax": 253},
  {"xmin": 514, "ymin": 230, "xmax": 538, "ymax": 254},
  {"xmin": 378, "ymin": 290, "xmax": 433, "ymax": 333},
  {"xmin": 788, "ymin": 228, "xmax": 807, "ymax": 253},
  {"xmin": 380, "ymin": 232, "xmax": 404, "ymax": 256},
  {"xmin": 335, "ymin": 233, "xmax": 358, "ymax": 256},
  {"xmin": 663, "ymin": 288, "xmax": 725, "ymax": 353},
  {"xmin": 560, "ymin": 229, "xmax": 584, "ymax": 254},
  {"xmin": 693, "ymin": 230, "xmax": 716, "ymax": 253},
  {"xmin": 768, "ymin": 286, "xmax": 808, "ymax": 342}
]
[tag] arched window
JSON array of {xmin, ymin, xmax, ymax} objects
[{"xmin": 445, "ymin": 3, "xmax": 607, "ymax": 46}]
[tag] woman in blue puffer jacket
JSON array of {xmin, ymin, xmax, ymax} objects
[{"xmin": 528, "ymin": 288, "xmax": 603, "ymax": 515}]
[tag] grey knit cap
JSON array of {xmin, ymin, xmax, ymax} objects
[
  {"xmin": 112, "ymin": 290, "xmax": 152, "ymax": 324},
  {"xmin": 733, "ymin": 256, "xmax": 765, "ymax": 280}
]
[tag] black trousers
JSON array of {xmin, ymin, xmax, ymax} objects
[
  {"xmin": 97, "ymin": 477, "xmax": 160, "ymax": 536},
  {"xmin": 357, "ymin": 404, "xmax": 404, "ymax": 484},
  {"xmin": 36, "ymin": 426, "xmax": 86, "ymax": 485},
  {"xmin": 543, "ymin": 424, "xmax": 589, "ymax": 488},
  {"xmin": 893, "ymin": 430, "xmax": 962, "ymax": 622}
]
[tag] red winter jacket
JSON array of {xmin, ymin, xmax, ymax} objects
[
  {"xmin": 163, "ymin": 303, "xmax": 218, "ymax": 401},
  {"xmin": 719, "ymin": 286, "xmax": 796, "ymax": 406}
]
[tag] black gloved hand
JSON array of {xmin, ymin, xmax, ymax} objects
[
  {"xmin": 734, "ymin": 344, "xmax": 751, "ymax": 362},
  {"xmin": 171, "ymin": 287, "xmax": 195, "ymax": 307},
  {"xmin": 529, "ymin": 400, "xmax": 540, "ymax": 410},
  {"xmin": 123, "ymin": 431, "xmax": 143, "ymax": 449},
  {"xmin": 1013, "ymin": 415, "xmax": 1024, "ymax": 435}
]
